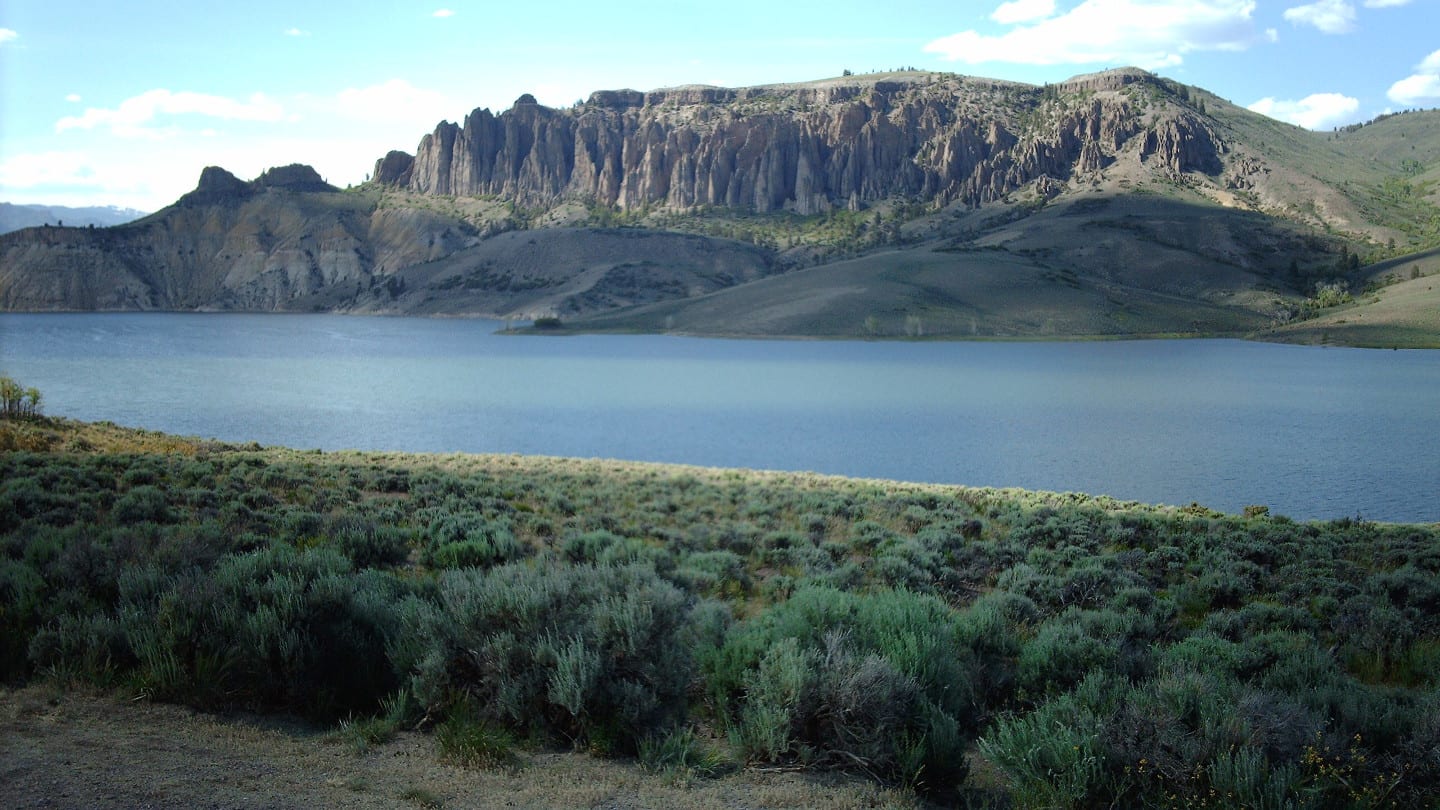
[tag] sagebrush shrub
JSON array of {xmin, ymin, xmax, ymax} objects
[{"xmin": 410, "ymin": 561, "xmax": 693, "ymax": 752}]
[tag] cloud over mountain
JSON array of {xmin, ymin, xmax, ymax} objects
[
  {"xmin": 55, "ymin": 90, "xmax": 286, "ymax": 139},
  {"xmin": 924, "ymin": 0, "xmax": 1261, "ymax": 68},
  {"xmin": 1248, "ymin": 92, "xmax": 1359, "ymax": 129},
  {"xmin": 1387, "ymin": 49, "xmax": 1440, "ymax": 105}
]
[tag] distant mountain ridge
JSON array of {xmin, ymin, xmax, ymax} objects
[
  {"xmin": 0, "ymin": 203, "xmax": 148, "ymax": 235},
  {"xmin": 2, "ymin": 68, "xmax": 1438, "ymax": 346}
]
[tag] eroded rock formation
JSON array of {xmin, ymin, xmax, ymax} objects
[{"xmin": 384, "ymin": 71, "xmax": 1225, "ymax": 213}]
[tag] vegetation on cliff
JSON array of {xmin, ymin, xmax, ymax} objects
[{"xmin": 2, "ymin": 417, "xmax": 1437, "ymax": 806}]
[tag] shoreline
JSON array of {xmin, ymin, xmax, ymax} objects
[{"xmin": 4, "ymin": 308, "xmax": 1437, "ymax": 349}]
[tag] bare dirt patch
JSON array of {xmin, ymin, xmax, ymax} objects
[{"xmin": 1, "ymin": 686, "xmax": 920, "ymax": 809}]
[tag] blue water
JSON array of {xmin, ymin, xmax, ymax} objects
[{"xmin": 1, "ymin": 312, "xmax": 1437, "ymax": 522}]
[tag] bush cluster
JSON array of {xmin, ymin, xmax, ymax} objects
[{"xmin": 2, "ymin": 438, "xmax": 1438, "ymax": 806}]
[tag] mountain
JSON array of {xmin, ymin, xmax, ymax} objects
[
  {"xmin": 2, "ymin": 69, "xmax": 1438, "ymax": 345},
  {"xmin": 0, "ymin": 203, "xmax": 148, "ymax": 235},
  {"xmin": 0, "ymin": 164, "xmax": 771, "ymax": 315}
]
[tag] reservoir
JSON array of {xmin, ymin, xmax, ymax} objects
[{"xmin": 2, "ymin": 312, "xmax": 1436, "ymax": 522}]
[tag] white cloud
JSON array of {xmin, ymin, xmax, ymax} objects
[
  {"xmin": 1362, "ymin": 0, "xmax": 1409, "ymax": 6},
  {"xmin": 432, "ymin": 9, "xmax": 455, "ymax": 17},
  {"xmin": 0, "ymin": 151, "xmax": 96, "ymax": 190},
  {"xmin": 284, "ymin": 28, "xmax": 310, "ymax": 37},
  {"xmin": 923, "ymin": 0, "xmax": 1262, "ymax": 69},
  {"xmin": 0, "ymin": 28, "xmax": 18, "ymax": 45},
  {"xmin": 1247, "ymin": 92, "xmax": 1359, "ymax": 129},
  {"xmin": 65, "ymin": 93, "xmax": 82, "ymax": 103},
  {"xmin": 327, "ymin": 79, "xmax": 461, "ymax": 125},
  {"xmin": 4, "ymin": 79, "xmax": 473, "ymax": 210},
  {"xmin": 1282, "ymin": 0, "xmax": 1355, "ymax": 34},
  {"xmin": 1387, "ymin": 49, "xmax": 1440, "ymax": 105},
  {"xmin": 991, "ymin": 0, "xmax": 1057, "ymax": 24},
  {"xmin": 54, "ymin": 90, "xmax": 285, "ymax": 139}
]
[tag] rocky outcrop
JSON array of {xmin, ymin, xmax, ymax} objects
[
  {"xmin": 390, "ymin": 70, "xmax": 1225, "ymax": 213},
  {"xmin": 2, "ymin": 166, "xmax": 393, "ymax": 312},
  {"xmin": 254, "ymin": 164, "xmax": 336, "ymax": 193},
  {"xmin": 178, "ymin": 167, "xmax": 253, "ymax": 207},
  {"xmin": 1141, "ymin": 115, "xmax": 1225, "ymax": 175},
  {"xmin": 178, "ymin": 164, "xmax": 339, "ymax": 208},
  {"xmin": 373, "ymin": 151, "xmax": 415, "ymax": 186}
]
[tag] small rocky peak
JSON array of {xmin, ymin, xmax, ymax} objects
[
  {"xmin": 1060, "ymin": 67, "xmax": 1157, "ymax": 95},
  {"xmin": 373, "ymin": 151, "xmax": 416, "ymax": 186},
  {"xmin": 178, "ymin": 166, "xmax": 253, "ymax": 206},
  {"xmin": 586, "ymin": 89, "xmax": 645, "ymax": 109},
  {"xmin": 645, "ymin": 86, "xmax": 737, "ymax": 106},
  {"xmin": 253, "ymin": 164, "xmax": 336, "ymax": 193},
  {"xmin": 509, "ymin": 93, "xmax": 548, "ymax": 122}
]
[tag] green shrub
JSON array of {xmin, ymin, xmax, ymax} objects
[
  {"xmin": 1016, "ymin": 616, "xmax": 1118, "ymax": 698},
  {"xmin": 731, "ymin": 637, "xmax": 817, "ymax": 762},
  {"xmin": 336, "ymin": 690, "xmax": 417, "ymax": 754},
  {"xmin": 112, "ymin": 485, "xmax": 171, "ymax": 524},
  {"xmin": 27, "ymin": 611, "xmax": 128, "ymax": 683},
  {"xmin": 422, "ymin": 512, "xmax": 522, "ymax": 569},
  {"xmin": 709, "ymin": 586, "xmax": 975, "ymax": 791},
  {"xmin": 561, "ymin": 529, "xmax": 623, "ymax": 563},
  {"xmin": 117, "ymin": 546, "xmax": 405, "ymax": 718},
  {"xmin": 410, "ymin": 561, "xmax": 693, "ymax": 753},
  {"xmin": 674, "ymin": 550, "xmax": 749, "ymax": 597},
  {"xmin": 979, "ymin": 695, "xmax": 1108, "ymax": 809},
  {"xmin": 638, "ymin": 726, "xmax": 731, "ymax": 778},
  {"xmin": 437, "ymin": 708, "xmax": 521, "ymax": 769},
  {"xmin": 331, "ymin": 517, "xmax": 411, "ymax": 568},
  {"xmin": 0, "ymin": 559, "xmax": 44, "ymax": 680}
]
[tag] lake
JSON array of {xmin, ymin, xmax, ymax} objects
[{"xmin": 1, "ymin": 313, "xmax": 1436, "ymax": 523}]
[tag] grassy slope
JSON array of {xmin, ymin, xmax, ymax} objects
[
  {"xmin": 569, "ymin": 193, "xmax": 1301, "ymax": 339},
  {"xmin": 1258, "ymin": 246, "xmax": 1440, "ymax": 347},
  {"xmin": 3, "ymin": 418, "xmax": 1439, "ymax": 807}
]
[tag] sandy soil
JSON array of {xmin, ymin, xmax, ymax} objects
[{"xmin": 1, "ymin": 685, "xmax": 921, "ymax": 809}]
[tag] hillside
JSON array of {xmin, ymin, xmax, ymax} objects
[
  {"xmin": 2, "ymin": 68, "xmax": 1438, "ymax": 344},
  {"xmin": 3, "ymin": 417, "xmax": 1438, "ymax": 807}
]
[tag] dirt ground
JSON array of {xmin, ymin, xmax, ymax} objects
[{"xmin": 1, "ymin": 685, "xmax": 922, "ymax": 809}]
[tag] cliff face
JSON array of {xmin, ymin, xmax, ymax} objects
[{"xmin": 388, "ymin": 70, "xmax": 1225, "ymax": 214}]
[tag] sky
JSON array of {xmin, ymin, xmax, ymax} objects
[{"xmin": 1, "ymin": 1, "xmax": 1436, "ymax": 211}]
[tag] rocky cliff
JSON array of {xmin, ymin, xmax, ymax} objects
[{"xmin": 384, "ymin": 69, "xmax": 1226, "ymax": 215}]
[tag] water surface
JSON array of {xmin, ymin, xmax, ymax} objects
[{"xmin": 2, "ymin": 313, "xmax": 1436, "ymax": 522}]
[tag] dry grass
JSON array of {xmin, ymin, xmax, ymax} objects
[
  {"xmin": 0, "ymin": 685, "xmax": 921, "ymax": 810},
  {"xmin": 0, "ymin": 417, "xmax": 211, "ymax": 455}
]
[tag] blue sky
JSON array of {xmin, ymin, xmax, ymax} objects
[{"xmin": 1, "ymin": 0, "xmax": 1436, "ymax": 211}]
